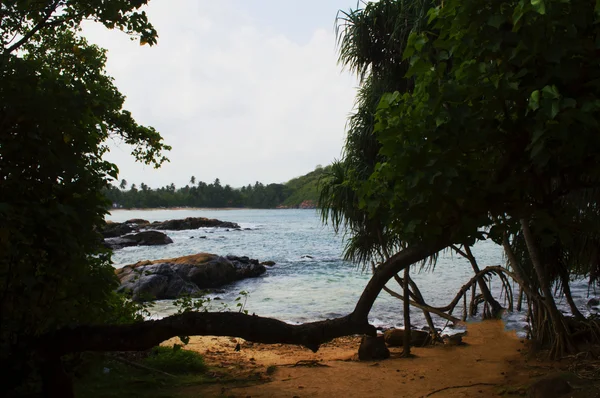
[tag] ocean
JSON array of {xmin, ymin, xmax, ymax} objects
[{"xmin": 108, "ymin": 208, "xmax": 598, "ymax": 336}]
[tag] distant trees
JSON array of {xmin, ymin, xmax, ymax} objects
[{"xmin": 104, "ymin": 178, "xmax": 292, "ymax": 209}]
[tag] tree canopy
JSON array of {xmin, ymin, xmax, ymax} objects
[
  {"xmin": 0, "ymin": 0, "xmax": 169, "ymax": 393},
  {"xmin": 322, "ymin": 0, "xmax": 600, "ymax": 357}
]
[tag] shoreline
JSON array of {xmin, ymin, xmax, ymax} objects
[{"xmin": 108, "ymin": 207, "xmax": 317, "ymax": 212}]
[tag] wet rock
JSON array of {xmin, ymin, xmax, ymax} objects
[
  {"xmin": 116, "ymin": 253, "xmax": 268, "ymax": 301},
  {"xmin": 527, "ymin": 374, "xmax": 572, "ymax": 398},
  {"xmin": 384, "ymin": 328, "xmax": 430, "ymax": 347},
  {"xmin": 358, "ymin": 335, "xmax": 390, "ymax": 361},
  {"xmin": 261, "ymin": 261, "xmax": 276, "ymax": 266},
  {"xmin": 104, "ymin": 231, "xmax": 173, "ymax": 250},
  {"xmin": 587, "ymin": 298, "xmax": 599, "ymax": 307},
  {"xmin": 151, "ymin": 217, "xmax": 239, "ymax": 231}
]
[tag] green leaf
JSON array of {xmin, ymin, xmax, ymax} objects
[
  {"xmin": 542, "ymin": 85, "xmax": 560, "ymax": 100},
  {"xmin": 531, "ymin": 0, "xmax": 546, "ymax": 14},
  {"xmin": 529, "ymin": 90, "xmax": 540, "ymax": 111}
]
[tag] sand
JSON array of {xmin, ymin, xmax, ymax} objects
[{"xmin": 167, "ymin": 320, "xmax": 548, "ymax": 398}]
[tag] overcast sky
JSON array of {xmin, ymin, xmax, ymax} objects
[{"xmin": 83, "ymin": 1, "xmax": 363, "ymax": 189}]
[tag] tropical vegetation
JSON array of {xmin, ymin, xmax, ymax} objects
[
  {"xmin": 4, "ymin": 0, "xmax": 600, "ymax": 396},
  {"xmin": 103, "ymin": 165, "xmax": 330, "ymax": 209},
  {"xmin": 321, "ymin": 0, "xmax": 600, "ymax": 358}
]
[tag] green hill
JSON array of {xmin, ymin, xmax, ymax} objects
[{"xmin": 281, "ymin": 165, "xmax": 331, "ymax": 208}]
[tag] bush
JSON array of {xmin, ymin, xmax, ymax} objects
[{"xmin": 143, "ymin": 346, "xmax": 206, "ymax": 374}]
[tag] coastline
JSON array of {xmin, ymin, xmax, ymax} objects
[{"xmin": 108, "ymin": 207, "xmax": 314, "ymax": 212}]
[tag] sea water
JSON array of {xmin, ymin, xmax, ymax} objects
[{"xmin": 108, "ymin": 209, "xmax": 598, "ymax": 335}]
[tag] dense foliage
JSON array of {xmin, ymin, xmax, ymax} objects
[
  {"xmin": 0, "ymin": 0, "xmax": 170, "ymax": 393},
  {"xmin": 103, "ymin": 165, "xmax": 331, "ymax": 209}
]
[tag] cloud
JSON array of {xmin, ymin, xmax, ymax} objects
[{"xmin": 84, "ymin": 0, "xmax": 358, "ymax": 188}]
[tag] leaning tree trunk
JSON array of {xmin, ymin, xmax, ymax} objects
[{"xmin": 520, "ymin": 219, "xmax": 575, "ymax": 358}]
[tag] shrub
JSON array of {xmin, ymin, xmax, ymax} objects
[{"xmin": 143, "ymin": 345, "xmax": 206, "ymax": 374}]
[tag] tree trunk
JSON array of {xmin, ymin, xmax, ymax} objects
[
  {"xmin": 558, "ymin": 267, "xmax": 585, "ymax": 321},
  {"xmin": 352, "ymin": 238, "xmax": 451, "ymax": 321},
  {"xmin": 520, "ymin": 219, "xmax": 574, "ymax": 357},
  {"xmin": 402, "ymin": 266, "xmax": 411, "ymax": 357},
  {"xmin": 461, "ymin": 244, "xmax": 503, "ymax": 318}
]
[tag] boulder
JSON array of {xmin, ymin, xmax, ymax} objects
[
  {"xmin": 261, "ymin": 261, "xmax": 276, "ymax": 266},
  {"xmin": 116, "ymin": 253, "xmax": 268, "ymax": 301},
  {"xmin": 384, "ymin": 328, "xmax": 430, "ymax": 347},
  {"xmin": 527, "ymin": 375, "xmax": 572, "ymax": 398},
  {"xmin": 104, "ymin": 231, "xmax": 173, "ymax": 250},
  {"xmin": 151, "ymin": 217, "xmax": 240, "ymax": 231},
  {"xmin": 587, "ymin": 298, "xmax": 599, "ymax": 307},
  {"xmin": 358, "ymin": 335, "xmax": 390, "ymax": 361}
]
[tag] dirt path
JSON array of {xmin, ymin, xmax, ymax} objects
[{"xmin": 170, "ymin": 320, "xmax": 539, "ymax": 397}]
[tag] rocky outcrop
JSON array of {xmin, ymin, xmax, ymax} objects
[
  {"xmin": 102, "ymin": 222, "xmax": 136, "ymax": 238},
  {"xmin": 101, "ymin": 217, "xmax": 239, "ymax": 248},
  {"xmin": 116, "ymin": 253, "xmax": 267, "ymax": 301},
  {"xmin": 383, "ymin": 328, "xmax": 430, "ymax": 347},
  {"xmin": 104, "ymin": 231, "xmax": 173, "ymax": 250},
  {"xmin": 150, "ymin": 217, "xmax": 240, "ymax": 231},
  {"xmin": 125, "ymin": 219, "xmax": 150, "ymax": 225},
  {"xmin": 298, "ymin": 200, "xmax": 316, "ymax": 209}
]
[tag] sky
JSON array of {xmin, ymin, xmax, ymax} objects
[{"xmin": 83, "ymin": 0, "xmax": 364, "ymax": 189}]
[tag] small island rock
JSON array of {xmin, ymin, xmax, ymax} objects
[
  {"xmin": 104, "ymin": 230, "xmax": 173, "ymax": 250},
  {"xmin": 116, "ymin": 253, "xmax": 267, "ymax": 301}
]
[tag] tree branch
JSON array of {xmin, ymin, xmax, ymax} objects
[{"xmin": 4, "ymin": 0, "xmax": 61, "ymax": 56}]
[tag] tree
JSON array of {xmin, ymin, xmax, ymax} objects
[
  {"xmin": 119, "ymin": 179, "xmax": 128, "ymax": 190},
  {"xmin": 190, "ymin": 175, "xmax": 196, "ymax": 185},
  {"xmin": 357, "ymin": 0, "xmax": 600, "ymax": 356},
  {"xmin": 0, "ymin": 0, "xmax": 170, "ymax": 393}
]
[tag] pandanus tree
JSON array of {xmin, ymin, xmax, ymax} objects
[
  {"xmin": 324, "ymin": 0, "xmax": 600, "ymax": 357},
  {"xmin": 321, "ymin": 0, "xmax": 505, "ymax": 354}
]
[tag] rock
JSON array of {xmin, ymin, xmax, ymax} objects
[
  {"xmin": 101, "ymin": 222, "xmax": 136, "ymax": 238},
  {"xmin": 125, "ymin": 219, "xmax": 150, "ymax": 225},
  {"xmin": 104, "ymin": 231, "xmax": 173, "ymax": 250},
  {"xmin": 358, "ymin": 335, "xmax": 390, "ymax": 361},
  {"xmin": 261, "ymin": 261, "xmax": 276, "ymax": 266},
  {"xmin": 151, "ymin": 217, "xmax": 240, "ymax": 231},
  {"xmin": 298, "ymin": 200, "xmax": 316, "ymax": 209},
  {"xmin": 442, "ymin": 334, "xmax": 463, "ymax": 346},
  {"xmin": 527, "ymin": 375, "xmax": 572, "ymax": 398},
  {"xmin": 384, "ymin": 328, "xmax": 430, "ymax": 347},
  {"xmin": 116, "ymin": 253, "xmax": 267, "ymax": 301},
  {"xmin": 587, "ymin": 298, "xmax": 599, "ymax": 307}
]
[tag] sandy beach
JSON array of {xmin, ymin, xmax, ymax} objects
[{"xmin": 159, "ymin": 320, "xmax": 598, "ymax": 398}]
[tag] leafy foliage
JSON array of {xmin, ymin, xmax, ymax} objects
[{"xmin": 0, "ymin": 0, "xmax": 170, "ymax": 392}]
